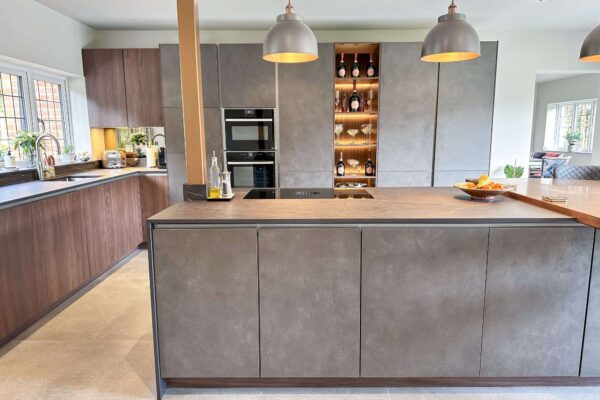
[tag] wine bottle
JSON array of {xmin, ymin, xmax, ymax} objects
[
  {"xmin": 342, "ymin": 92, "xmax": 349, "ymax": 113},
  {"xmin": 337, "ymin": 53, "xmax": 346, "ymax": 78},
  {"xmin": 351, "ymin": 51, "xmax": 360, "ymax": 78},
  {"xmin": 349, "ymin": 80, "xmax": 360, "ymax": 112},
  {"xmin": 365, "ymin": 151, "xmax": 375, "ymax": 176},
  {"xmin": 366, "ymin": 53, "xmax": 376, "ymax": 77},
  {"xmin": 336, "ymin": 152, "xmax": 345, "ymax": 176}
]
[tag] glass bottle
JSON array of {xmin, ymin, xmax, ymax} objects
[
  {"xmin": 351, "ymin": 51, "xmax": 360, "ymax": 78},
  {"xmin": 337, "ymin": 53, "xmax": 346, "ymax": 78},
  {"xmin": 349, "ymin": 80, "xmax": 360, "ymax": 112},
  {"xmin": 367, "ymin": 53, "xmax": 377, "ymax": 77},
  {"xmin": 208, "ymin": 150, "xmax": 221, "ymax": 198}
]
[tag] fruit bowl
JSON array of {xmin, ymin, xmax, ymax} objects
[{"xmin": 454, "ymin": 176, "xmax": 515, "ymax": 200}]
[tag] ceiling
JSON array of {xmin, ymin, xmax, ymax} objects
[{"xmin": 35, "ymin": 0, "xmax": 600, "ymax": 31}]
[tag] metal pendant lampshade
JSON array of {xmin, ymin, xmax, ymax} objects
[
  {"xmin": 580, "ymin": 23, "xmax": 600, "ymax": 62},
  {"xmin": 421, "ymin": 0, "xmax": 481, "ymax": 62},
  {"xmin": 263, "ymin": 0, "xmax": 318, "ymax": 63}
]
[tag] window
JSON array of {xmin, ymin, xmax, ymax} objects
[
  {"xmin": 0, "ymin": 63, "xmax": 71, "ymax": 160},
  {"xmin": 543, "ymin": 99, "xmax": 597, "ymax": 153}
]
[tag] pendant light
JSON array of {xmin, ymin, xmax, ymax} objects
[
  {"xmin": 263, "ymin": 0, "xmax": 318, "ymax": 63},
  {"xmin": 421, "ymin": 0, "xmax": 481, "ymax": 62},
  {"xmin": 580, "ymin": 23, "xmax": 600, "ymax": 62}
]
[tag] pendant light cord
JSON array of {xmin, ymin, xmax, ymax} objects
[
  {"xmin": 448, "ymin": 0, "xmax": 457, "ymax": 15},
  {"xmin": 285, "ymin": 0, "xmax": 294, "ymax": 14}
]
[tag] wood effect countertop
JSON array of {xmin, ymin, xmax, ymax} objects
[
  {"xmin": 149, "ymin": 187, "xmax": 574, "ymax": 225},
  {"xmin": 502, "ymin": 178, "xmax": 600, "ymax": 228}
]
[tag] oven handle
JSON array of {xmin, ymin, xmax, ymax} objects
[
  {"xmin": 225, "ymin": 118, "xmax": 273, "ymax": 122},
  {"xmin": 227, "ymin": 161, "xmax": 275, "ymax": 165}
]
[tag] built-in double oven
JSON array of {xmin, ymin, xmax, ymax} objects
[{"xmin": 224, "ymin": 109, "xmax": 276, "ymax": 188}]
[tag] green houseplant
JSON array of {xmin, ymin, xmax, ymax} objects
[
  {"xmin": 61, "ymin": 144, "xmax": 76, "ymax": 163},
  {"xmin": 13, "ymin": 131, "xmax": 42, "ymax": 168},
  {"xmin": 563, "ymin": 129, "xmax": 582, "ymax": 152},
  {"xmin": 504, "ymin": 160, "xmax": 525, "ymax": 179},
  {"xmin": 129, "ymin": 131, "xmax": 148, "ymax": 157}
]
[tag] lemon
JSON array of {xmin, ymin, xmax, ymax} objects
[{"xmin": 477, "ymin": 175, "xmax": 491, "ymax": 188}]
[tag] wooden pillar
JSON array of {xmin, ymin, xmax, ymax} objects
[{"xmin": 177, "ymin": 0, "xmax": 207, "ymax": 199}]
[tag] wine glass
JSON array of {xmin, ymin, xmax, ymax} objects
[
  {"xmin": 347, "ymin": 129, "xmax": 359, "ymax": 144},
  {"xmin": 335, "ymin": 90, "xmax": 340, "ymax": 112},
  {"xmin": 347, "ymin": 159, "xmax": 360, "ymax": 176},
  {"xmin": 360, "ymin": 123, "xmax": 373, "ymax": 144},
  {"xmin": 334, "ymin": 124, "xmax": 344, "ymax": 144}
]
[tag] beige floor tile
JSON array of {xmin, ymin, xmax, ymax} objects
[{"xmin": 387, "ymin": 386, "xmax": 600, "ymax": 400}]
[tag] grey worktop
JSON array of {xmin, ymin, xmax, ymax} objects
[
  {"xmin": 149, "ymin": 187, "xmax": 575, "ymax": 225},
  {"xmin": 0, "ymin": 167, "xmax": 167, "ymax": 210}
]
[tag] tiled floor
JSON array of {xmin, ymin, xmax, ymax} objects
[{"xmin": 1, "ymin": 251, "xmax": 600, "ymax": 400}]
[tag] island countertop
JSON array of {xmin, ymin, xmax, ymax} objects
[
  {"xmin": 503, "ymin": 178, "xmax": 600, "ymax": 228},
  {"xmin": 149, "ymin": 187, "xmax": 574, "ymax": 225}
]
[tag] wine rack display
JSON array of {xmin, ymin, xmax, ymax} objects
[{"xmin": 333, "ymin": 43, "xmax": 380, "ymax": 188}]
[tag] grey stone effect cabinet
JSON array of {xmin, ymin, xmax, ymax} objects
[
  {"xmin": 361, "ymin": 227, "xmax": 488, "ymax": 377},
  {"xmin": 258, "ymin": 228, "xmax": 361, "ymax": 377},
  {"xmin": 159, "ymin": 44, "xmax": 220, "ymax": 203},
  {"xmin": 480, "ymin": 227, "xmax": 594, "ymax": 377},
  {"xmin": 433, "ymin": 42, "xmax": 498, "ymax": 186},
  {"xmin": 377, "ymin": 43, "xmax": 439, "ymax": 187},
  {"xmin": 278, "ymin": 43, "xmax": 334, "ymax": 188},
  {"xmin": 153, "ymin": 228, "xmax": 260, "ymax": 378},
  {"xmin": 219, "ymin": 44, "xmax": 276, "ymax": 108},
  {"xmin": 581, "ymin": 230, "xmax": 600, "ymax": 376}
]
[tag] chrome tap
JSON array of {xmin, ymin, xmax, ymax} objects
[
  {"xmin": 35, "ymin": 133, "xmax": 61, "ymax": 181},
  {"xmin": 151, "ymin": 133, "xmax": 165, "ymax": 146}
]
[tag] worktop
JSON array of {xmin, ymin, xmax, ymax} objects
[
  {"xmin": 149, "ymin": 187, "xmax": 573, "ymax": 225},
  {"xmin": 503, "ymin": 178, "xmax": 600, "ymax": 228},
  {"xmin": 0, "ymin": 167, "xmax": 167, "ymax": 210}
]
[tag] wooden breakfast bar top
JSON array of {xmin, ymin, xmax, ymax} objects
[{"xmin": 503, "ymin": 178, "xmax": 600, "ymax": 228}]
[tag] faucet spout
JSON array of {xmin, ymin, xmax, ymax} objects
[{"xmin": 36, "ymin": 133, "xmax": 61, "ymax": 181}]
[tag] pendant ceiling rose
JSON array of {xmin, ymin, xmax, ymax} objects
[{"xmin": 263, "ymin": 0, "xmax": 319, "ymax": 63}]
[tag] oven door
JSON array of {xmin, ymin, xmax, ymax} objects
[
  {"xmin": 224, "ymin": 109, "xmax": 275, "ymax": 151},
  {"xmin": 228, "ymin": 161, "xmax": 275, "ymax": 188}
]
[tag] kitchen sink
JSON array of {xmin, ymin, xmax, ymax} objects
[{"xmin": 48, "ymin": 175, "xmax": 102, "ymax": 182}]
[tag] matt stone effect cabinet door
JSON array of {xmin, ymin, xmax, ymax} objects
[
  {"xmin": 219, "ymin": 44, "xmax": 276, "ymax": 108},
  {"xmin": 579, "ymin": 230, "xmax": 600, "ymax": 377},
  {"xmin": 377, "ymin": 43, "xmax": 438, "ymax": 187},
  {"xmin": 481, "ymin": 227, "xmax": 594, "ymax": 377},
  {"xmin": 361, "ymin": 227, "xmax": 488, "ymax": 377},
  {"xmin": 259, "ymin": 228, "xmax": 361, "ymax": 377},
  {"xmin": 153, "ymin": 228, "xmax": 259, "ymax": 378}
]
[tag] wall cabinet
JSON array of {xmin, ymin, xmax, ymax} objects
[
  {"xmin": 82, "ymin": 49, "xmax": 129, "ymax": 128},
  {"xmin": 123, "ymin": 49, "xmax": 163, "ymax": 127},
  {"xmin": 219, "ymin": 44, "xmax": 276, "ymax": 108},
  {"xmin": 377, "ymin": 43, "xmax": 438, "ymax": 187},
  {"xmin": 481, "ymin": 227, "xmax": 593, "ymax": 376},
  {"xmin": 433, "ymin": 42, "xmax": 498, "ymax": 186},
  {"xmin": 361, "ymin": 227, "xmax": 488, "ymax": 377},
  {"xmin": 278, "ymin": 43, "xmax": 334, "ymax": 188},
  {"xmin": 258, "ymin": 228, "xmax": 361, "ymax": 377},
  {"xmin": 153, "ymin": 228, "xmax": 259, "ymax": 378},
  {"xmin": 83, "ymin": 48, "xmax": 164, "ymax": 128}
]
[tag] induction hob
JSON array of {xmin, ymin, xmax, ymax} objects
[{"xmin": 244, "ymin": 188, "xmax": 373, "ymax": 199}]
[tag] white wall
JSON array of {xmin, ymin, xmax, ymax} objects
[
  {"xmin": 0, "ymin": 0, "xmax": 94, "ymax": 153},
  {"xmin": 531, "ymin": 74, "xmax": 600, "ymax": 165},
  {"xmin": 91, "ymin": 28, "xmax": 600, "ymax": 177}
]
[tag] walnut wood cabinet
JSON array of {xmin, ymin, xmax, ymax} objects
[
  {"xmin": 83, "ymin": 48, "xmax": 164, "ymax": 128},
  {"xmin": 0, "ymin": 173, "xmax": 167, "ymax": 346}
]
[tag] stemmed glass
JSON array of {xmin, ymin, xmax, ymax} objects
[
  {"xmin": 335, "ymin": 90, "xmax": 340, "ymax": 112},
  {"xmin": 346, "ymin": 129, "xmax": 359, "ymax": 144},
  {"xmin": 347, "ymin": 159, "xmax": 360, "ymax": 176},
  {"xmin": 360, "ymin": 123, "xmax": 373, "ymax": 144},
  {"xmin": 334, "ymin": 124, "xmax": 344, "ymax": 144}
]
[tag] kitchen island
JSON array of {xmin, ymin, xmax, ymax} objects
[{"xmin": 147, "ymin": 187, "xmax": 600, "ymax": 399}]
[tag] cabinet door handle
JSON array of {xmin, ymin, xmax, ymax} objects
[
  {"xmin": 227, "ymin": 161, "xmax": 274, "ymax": 165},
  {"xmin": 225, "ymin": 118, "xmax": 273, "ymax": 122}
]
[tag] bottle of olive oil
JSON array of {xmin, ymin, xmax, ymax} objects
[{"xmin": 208, "ymin": 151, "xmax": 221, "ymax": 198}]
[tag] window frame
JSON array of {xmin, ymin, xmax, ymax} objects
[
  {"xmin": 543, "ymin": 98, "xmax": 597, "ymax": 153},
  {"xmin": 0, "ymin": 61, "xmax": 74, "ymax": 153}
]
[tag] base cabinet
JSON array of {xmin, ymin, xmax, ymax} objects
[
  {"xmin": 481, "ymin": 227, "xmax": 594, "ymax": 376},
  {"xmin": 361, "ymin": 227, "xmax": 488, "ymax": 377},
  {"xmin": 582, "ymin": 230, "xmax": 600, "ymax": 376},
  {"xmin": 139, "ymin": 175, "xmax": 169, "ymax": 242},
  {"xmin": 259, "ymin": 228, "xmax": 361, "ymax": 377},
  {"xmin": 153, "ymin": 228, "xmax": 259, "ymax": 378}
]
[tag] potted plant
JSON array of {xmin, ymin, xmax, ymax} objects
[
  {"xmin": 504, "ymin": 160, "xmax": 525, "ymax": 179},
  {"xmin": 563, "ymin": 129, "xmax": 582, "ymax": 152},
  {"xmin": 13, "ymin": 131, "xmax": 42, "ymax": 168},
  {"xmin": 129, "ymin": 132, "xmax": 148, "ymax": 156},
  {"xmin": 61, "ymin": 144, "xmax": 76, "ymax": 163},
  {"xmin": 0, "ymin": 142, "xmax": 7, "ymax": 168}
]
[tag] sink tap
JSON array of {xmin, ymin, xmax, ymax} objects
[
  {"xmin": 151, "ymin": 133, "xmax": 165, "ymax": 146},
  {"xmin": 36, "ymin": 133, "xmax": 61, "ymax": 181}
]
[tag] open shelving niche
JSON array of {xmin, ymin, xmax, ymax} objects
[{"xmin": 332, "ymin": 43, "xmax": 380, "ymax": 189}]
